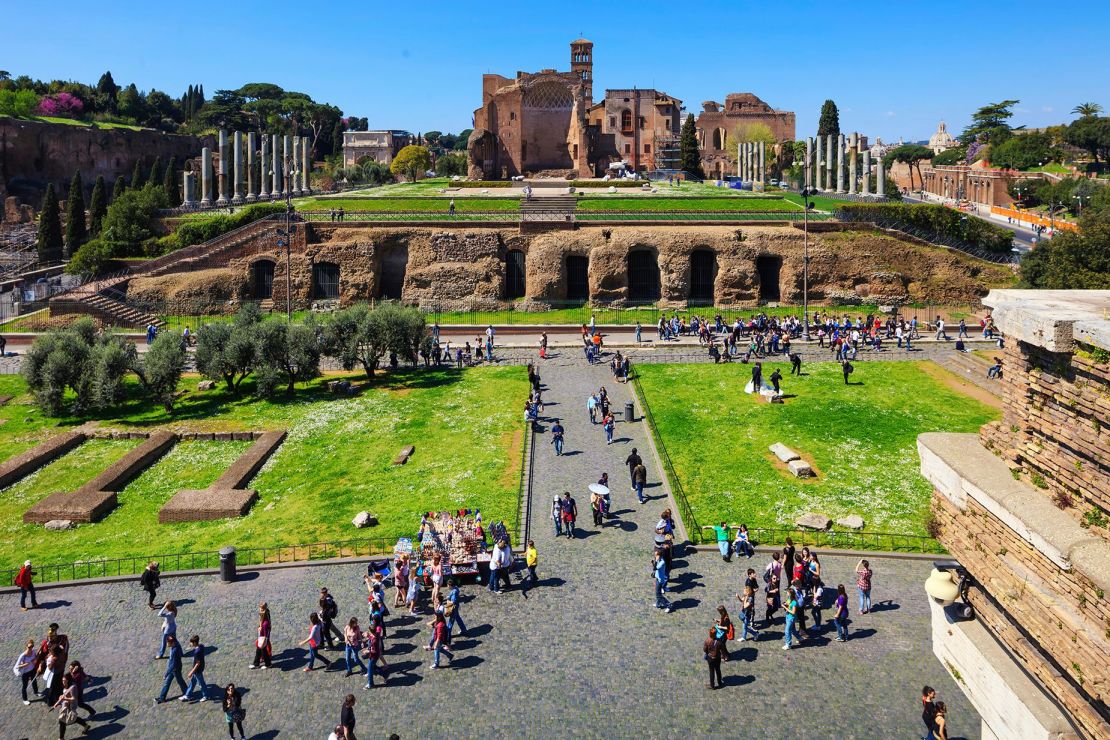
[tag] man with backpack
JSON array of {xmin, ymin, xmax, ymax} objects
[
  {"xmin": 318, "ymin": 588, "xmax": 342, "ymax": 649},
  {"xmin": 139, "ymin": 561, "xmax": 161, "ymax": 609},
  {"xmin": 15, "ymin": 559, "xmax": 38, "ymax": 611},
  {"xmin": 842, "ymin": 359, "xmax": 854, "ymax": 385}
]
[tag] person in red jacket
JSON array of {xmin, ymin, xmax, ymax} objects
[{"xmin": 15, "ymin": 560, "xmax": 38, "ymax": 611}]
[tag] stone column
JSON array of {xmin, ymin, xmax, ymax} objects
[
  {"xmin": 231, "ymin": 131, "xmax": 244, "ymax": 205},
  {"xmin": 246, "ymin": 132, "xmax": 257, "ymax": 203},
  {"xmin": 815, "ymin": 135, "xmax": 824, "ymax": 190},
  {"xmin": 302, "ymin": 136, "xmax": 311, "ymax": 194},
  {"xmin": 216, "ymin": 129, "xmax": 229, "ymax": 206},
  {"xmin": 826, "ymin": 134, "xmax": 834, "ymax": 192},
  {"xmin": 259, "ymin": 135, "xmax": 270, "ymax": 200},
  {"xmin": 282, "ymin": 135, "xmax": 291, "ymax": 196},
  {"xmin": 746, "ymin": 143, "xmax": 753, "ymax": 182},
  {"xmin": 836, "ymin": 134, "xmax": 846, "ymax": 193},
  {"xmin": 200, "ymin": 147, "xmax": 213, "ymax": 207},
  {"xmin": 862, "ymin": 150, "xmax": 872, "ymax": 196},
  {"xmin": 271, "ymin": 134, "xmax": 281, "ymax": 198},
  {"xmin": 759, "ymin": 141, "xmax": 766, "ymax": 183},
  {"xmin": 182, "ymin": 171, "xmax": 195, "ymax": 207},
  {"xmin": 848, "ymin": 132, "xmax": 858, "ymax": 195},
  {"xmin": 805, "ymin": 137, "xmax": 813, "ymax": 189},
  {"xmin": 289, "ymin": 136, "xmax": 299, "ymax": 196},
  {"xmin": 877, "ymin": 155, "xmax": 886, "ymax": 198}
]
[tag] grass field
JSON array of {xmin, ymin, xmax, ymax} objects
[
  {"xmin": 634, "ymin": 362, "xmax": 998, "ymax": 540},
  {"xmin": 1, "ymin": 114, "xmax": 143, "ymax": 131},
  {"xmin": 0, "ymin": 366, "xmax": 528, "ymax": 568},
  {"xmin": 576, "ymin": 197, "xmax": 801, "ymax": 212}
]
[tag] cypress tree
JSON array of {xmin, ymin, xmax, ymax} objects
[
  {"xmin": 89, "ymin": 175, "xmax": 108, "ymax": 235},
  {"xmin": 679, "ymin": 113, "xmax": 705, "ymax": 179},
  {"xmin": 197, "ymin": 84, "xmax": 205, "ymax": 107},
  {"xmin": 131, "ymin": 160, "xmax": 145, "ymax": 189},
  {"xmin": 112, "ymin": 175, "xmax": 126, "ymax": 200},
  {"xmin": 163, "ymin": 157, "xmax": 179, "ymax": 204},
  {"xmin": 36, "ymin": 184, "xmax": 63, "ymax": 261},
  {"xmin": 817, "ymin": 100, "xmax": 840, "ymax": 138},
  {"xmin": 148, "ymin": 156, "xmax": 163, "ymax": 189},
  {"xmin": 64, "ymin": 170, "xmax": 87, "ymax": 256}
]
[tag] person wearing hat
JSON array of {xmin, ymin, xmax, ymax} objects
[{"xmin": 15, "ymin": 559, "xmax": 38, "ymax": 610}]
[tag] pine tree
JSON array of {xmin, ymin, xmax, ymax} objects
[
  {"xmin": 36, "ymin": 184, "xmax": 63, "ymax": 261},
  {"xmin": 163, "ymin": 157, "xmax": 179, "ymax": 204},
  {"xmin": 131, "ymin": 160, "xmax": 145, "ymax": 189},
  {"xmin": 64, "ymin": 170, "xmax": 87, "ymax": 256},
  {"xmin": 679, "ymin": 113, "xmax": 705, "ymax": 179},
  {"xmin": 89, "ymin": 175, "xmax": 107, "ymax": 235},
  {"xmin": 817, "ymin": 100, "xmax": 840, "ymax": 139},
  {"xmin": 112, "ymin": 175, "xmax": 126, "ymax": 201},
  {"xmin": 148, "ymin": 156, "xmax": 163, "ymax": 189}
]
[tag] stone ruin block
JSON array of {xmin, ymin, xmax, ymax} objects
[
  {"xmin": 769, "ymin": 443, "xmax": 800, "ymax": 463},
  {"xmin": 787, "ymin": 459, "xmax": 814, "ymax": 478},
  {"xmin": 393, "ymin": 445, "xmax": 415, "ymax": 465},
  {"xmin": 0, "ymin": 431, "xmax": 86, "ymax": 489},
  {"xmin": 795, "ymin": 513, "xmax": 831, "ymax": 530}
]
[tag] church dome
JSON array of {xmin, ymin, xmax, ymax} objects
[{"xmin": 929, "ymin": 122, "xmax": 956, "ymax": 154}]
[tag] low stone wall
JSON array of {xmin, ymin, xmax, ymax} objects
[
  {"xmin": 212, "ymin": 430, "xmax": 286, "ymax": 489},
  {"xmin": 0, "ymin": 432, "xmax": 86, "ymax": 489}
]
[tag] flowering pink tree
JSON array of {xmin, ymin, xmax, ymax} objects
[{"xmin": 37, "ymin": 92, "xmax": 84, "ymax": 118}]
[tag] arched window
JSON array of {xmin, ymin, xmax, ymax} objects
[
  {"xmin": 627, "ymin": 250, "xmax": 660, "ymax": 303},
  {"xmin": 620, "ymin": 110, "xmax": 633, "ymax": 133},
  {"xmin": 251, "ymin": 260, "xmax": 275, "ymax": 300},
  {"xmin": 505, "ymin": 250, "xmax": 526, "ymax": 299},
  {"xmin": 312, "ymin": 262, "xmax": 340, "ymax": 300},
  {"xmin": 712, "ymin": 129, "xmax": 723, "ymax": 150}
]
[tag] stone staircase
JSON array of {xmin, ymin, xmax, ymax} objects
[
  {"xmin": 519, "ymin": 194, "xmax": 577, "ymax": 233},
  {"xmin": 936, "ymin": 349, "xmax": 1003, "ymax": 397}
]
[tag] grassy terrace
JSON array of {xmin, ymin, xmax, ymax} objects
[
  {"xmin": 635, "ymin": 362, "xmax": 998, "ymax": 541},
  {"xmin": 0, "ymin": 367, "xmax": 528, "ymax": 568}
]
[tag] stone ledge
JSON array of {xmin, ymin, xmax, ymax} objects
[
  {"xmin": 0, "ymin": 431, "xmax": 87, "ymax": 489},
  {"xmin": 918, "ymin": 432, "xmax": 1110, "ymax": 594},
  {"xmin": 984, "ymin": 288, "xmax": 1110, "ymax": 353},
  {"xmin": 158, "ymin": 488, "xmax": 258, "ymax": 523},
  {"xmin": 211, "ymin": 430, "xmax": 286, "ymax": 489}
]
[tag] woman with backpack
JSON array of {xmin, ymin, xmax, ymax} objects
[
  {"xmin": 713, "ymin": 605, "xmax": 734, "ymax": 659},
  {"xmin": 222, "ymin": 683, "xmax": 246, "ymax": 740},
  {"xmin": 139, "ymin": 562, "xmax": 160, "ymax": 609}
]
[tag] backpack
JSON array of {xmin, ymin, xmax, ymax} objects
[{"xmin": 726, "ymin": 622, "xmax": 735, "ymax": 641}]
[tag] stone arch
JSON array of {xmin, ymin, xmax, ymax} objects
[
  {"xmin": 689, "ymin": 249, "xmax": 717, "ymax": 304},
  {"xmin": 250, "ymin": 258, "xmax": 276, "ymax": 300},
  {"xmin": 312, "ymin": 261, "xmax": 340, "ymax": 300},
  {"xmin": 565, "ymin": 254, "xmax": 589, "ymax": 302},
  {"xmin": 504, "ymin": 249, "xmax": 526, "ymax": 299},
  {"xmin": 627, "ymin": 249, "xmax": 661, "ymax": 303},
  {"xmin": 755, "ymin": 255, "xmax": 782, "ymax": 302},
  {"xmin": 377, "ymin": 243, "xmax": 408, "ymax": 300},
  {"xmin": 712, "ymin": 128, "xmax": 724, "ymax": 150}
]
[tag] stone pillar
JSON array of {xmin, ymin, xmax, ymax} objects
[
  {"xmin": 282, "ymin": 135, "xmax": 291, "ymax": 196},
  {"xmin": 259, "ymin": 134, "xmax": 270, "ymax": 200},
  {"xmin": 815, "ymin": 135, "xmax": 824, "ymax": 190},
  {"xmin": 848, "ymin": 132, "xmax": 858, "ymax": 195},
  {"xmin": 272, "ymin": 134, "xmax": 281, "ymax": 199},
  {"xmin": 877, "ymin": 156, "xmax": 886, "ymax": 198},
  {"xmin": 294, "ymin": 136, "xmax": 305, "ymax": 196},
  {"xmin": 836, "ymin": 134, "xmax": 846, "ymax": 193},
  {"xmin": 246, "ymin": 132, "xmax": 257, "ymax": 203},
  {"xmin": 216, "ymin": 130, "xmax": 229, "ymax": 206},
  {"xmin": 736, "ymin": 143, "xmax": 742, "ymax": 178},
  {"xmin": 759, "ymin": 141, "xmax": 766, "ymax": 183},
  {"xmin": 805, "ymin": 137, "xmax": 813, "ymax": 189},
  {"xmin": 301, "ymin": 136, "xmax": 311, "ymax": 194},
  {"xmin": 182, "ymin": 171, "xmax": 196, "ymax": 207},
  {"xmin": 231, "ymin": 131, "xmax": 244, "ymax": 205},
  {"xmin": 200, "ymin": 147, "xmax": 213, "ymax": 207},
  {"xmin": 746, "ymin": 143, "xmax": 753, "ymax": 182},
  {"xmin": 862, "ymin": 150, "xmax": 872, "ymax": 196},
  {"xmin": 826, "ymin": 134, "xmax": 834, "ymax": 192}
]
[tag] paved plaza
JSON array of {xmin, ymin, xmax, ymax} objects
[{"xmin": 1, "ymin": 353, "xmax": 977, "ymax": 739}]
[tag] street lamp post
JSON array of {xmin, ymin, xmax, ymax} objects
[
  {"xmin": 275, "ymin": 153, "xmax": 297, "ymax": 323},
  {"xmin": 800, "ymin": 172, "xmax": 813, "ymax": 341}
]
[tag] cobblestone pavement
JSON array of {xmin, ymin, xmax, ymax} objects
[{"xmin": 0, "ymin": 350, "xmax": 978, "ymax": 739}]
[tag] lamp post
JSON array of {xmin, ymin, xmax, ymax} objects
[
  {"xmin": 800, "ymin": 177, "xmax": 814, "ymax": 341},
  {"xmin": 276, "ymin": 156, "xmax": 297, "ymax": 323},
  {"xmin": 1073, "ymin": 193, "xmax": 1088, "ymax": 216}
]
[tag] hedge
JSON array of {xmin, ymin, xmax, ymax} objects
[
  {"xmin": 171, "ymin": 202, "xmax": 286, "ymax": 249},
  {"xmin": 569, "ymin": 180, "xmax": 651, "ymax": 188},
  {"xmin": 835, "ymin": 203, "xmax": 1013, "ymax": 253}
]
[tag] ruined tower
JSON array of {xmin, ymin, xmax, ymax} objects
[{"xmin": 570, "ymin": 39, "xmax": 594, "ymax": 107}]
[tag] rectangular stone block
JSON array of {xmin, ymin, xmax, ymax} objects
[
  {"xmin": 212, "ymin": 430, "xmax": 286, "ymax": 490},
  {"xmin": 158, "ymin": 487, "xmax": 259, "ymax": 523},
  {"xmin": 0, "ymin": 431, "xmax": 86, "ymax": 489},
  {"xmin": 24, "ymin": 489, "xmax": 117, "ymax": 524},
  {"xmin": 787, "ymin": 459, "xmax": 813, "ymax": 478},
  {"xmin": 769, "ymin": 443, "xmax": 800, "ymax": 463},
  {"xmin": 393, "ymin": 444, "xmax": 415, "ymax": 465}
]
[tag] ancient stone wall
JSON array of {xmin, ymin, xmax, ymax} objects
[{"xmin": 0, "ymin": 118, "xmax": 213, "ymax": 216}]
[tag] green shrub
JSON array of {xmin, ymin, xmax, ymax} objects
[
  {"xmin": 569, "ymin": 180, "xmax": 650, "ymax": 188},
  {"xmin": 66, "ymin": 239, "xmax": 115, "ymax": 276},
  {"xmin": 836, "ymin": 202, "xmax": 1014, "ymax": 253},
  {"xmin": 172, "ymin": 202, "xmax": 285, "ymax": 249}
]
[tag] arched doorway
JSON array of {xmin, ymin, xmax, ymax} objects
[
  {"xmin": 378, "ymin": 245, "xmax": 408, "ymax": 300},
  {"xmin": 756, "ymin": 255, "xmax": 782, "ymax": 302},
  {"xmin": 689, "ymin": 250, "xmax": 717, "ymax": 304},
  {"xmin": 627, "ymin": 250, "xmax": 660, "ymax": 304},
  {"xmin": 312, "ymin": 262, "xmax": 340, "ymax": 300},
  {"xmin": 566, "ymin": 255, "xmax": 589, "ymax": 301},
  {"xmin": 505, "ymin": 250, "xmax": 526, "ymax": 299},
  {"xmin": 251, "ymin": 260, "xmax": 275, "ymax": 300}
]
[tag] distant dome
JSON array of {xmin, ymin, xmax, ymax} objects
[{"xmin": 929, "ymin": 122, "xmax": 956, "ymax": 154}]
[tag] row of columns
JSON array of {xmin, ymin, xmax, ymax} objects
[
  {"xmin": 184, "ymin": 130, "xmax": 312, "ymax": 208},
  {"xmin": 803, "ymin": 132, "xmax": 885, "ymax": 198},
  {"xmin": 737, "ymin": 140, "xmax": 766, "ymax": 184}
]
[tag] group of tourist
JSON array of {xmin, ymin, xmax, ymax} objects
[{"xmin": 12, "ymin": 621, "xmax": 96, "ymax": 738}]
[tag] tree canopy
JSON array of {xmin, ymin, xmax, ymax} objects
[
  {"xmin": 679, "ymin": 113, "xmax": 704, "ymax": 179},
  {"xmin": 961, "ymin": 99, "xmax": 1019, "ymax": 145},
  {"xmin": 390, "ymin": 145, "xmax": 432, "ymax": 182},
  {"xmin": 817, "ymin": 100, "xmax": 840, "ymax": 138}
]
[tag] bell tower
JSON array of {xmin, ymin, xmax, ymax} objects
[{"xmin": 570, "ymin": 38, "xmax": 593, "ymax": 107}]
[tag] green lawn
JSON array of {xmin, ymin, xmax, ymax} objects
[
  {"xmin": 1, "ymin": 114, "xmax": 143, "ymax": 131},
  {"xmin": 576, "ymin": 197, "xmax": 801, "ymax": 212},
  {"xmin": 781, "ymin": 192, "xmax": 855, "ymax": 213},
  {"xmin": 296, "ymin": 197, "xmax": 521, "ymax": 213},
  {"xmin": 634, "ymin": 362, "xmax": 998, "ymax": 542},
  {"xmin": 0, "ymin": 366, "xmax": 528, "ymax": 570}
]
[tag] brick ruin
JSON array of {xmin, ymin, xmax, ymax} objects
[{"xmin": 918, "ymin": 289, "xmax": 1110, "ymax": 739}]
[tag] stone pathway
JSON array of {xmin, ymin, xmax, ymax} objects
[{"xmin": 0, "ymin": 349, "xmax": 979, "ymax": 738}]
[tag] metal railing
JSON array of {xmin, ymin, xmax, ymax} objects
[
  {"xmin": 742, "ymin": 527, "xmax": 946, "ymax": 554},
  {"xmin": 629, "ymin": 373, "xmax": 703, "ymax": 544},
  {"xmin": 515, "ymin": 419, "xmax": 535, "ymax": 547}
]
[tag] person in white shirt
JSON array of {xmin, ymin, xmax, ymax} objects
[
  {"xmin": 487, "ymin": 539, "xmax": 512, "ymax": 594},
  {"xmin": 13, "ymin": 639, "xmax": 38, "ymax": 704}
]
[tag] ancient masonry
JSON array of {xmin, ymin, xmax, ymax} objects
[
  {"xmin": 183, "ymin": 129, "xmax": 311, "ymax": 208},
  {"xmin": 794, "ymin": 131, "xmax": 884, "ymax": 198},
  {"xmin": 918, "ymin": 289, "xmax": 1110, "ymax": 739}
]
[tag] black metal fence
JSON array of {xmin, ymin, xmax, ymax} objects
[{"xmin": 515, "ymin": 420, "xmax": 535, "ymax": 547}]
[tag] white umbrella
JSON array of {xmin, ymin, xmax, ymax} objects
[{"xmin": 589, "ymin": 483, "xmax": 610, "ymax": 496}]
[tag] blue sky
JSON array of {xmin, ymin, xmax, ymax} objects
[{"xmin": 6, "ymin": 0, "xmax": 1109, "ymax": 142}]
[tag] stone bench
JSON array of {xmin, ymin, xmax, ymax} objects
[
  {"xmin": 0, "ymin": 431, "xmax": 87, "ymax": 489},
  {"xmin": 25, "ymin": 432, "xmax": 177, "ymax": 524},
  {"xmin": 158, "ymin": 430, "xmax": 287, "ymax": 523}
]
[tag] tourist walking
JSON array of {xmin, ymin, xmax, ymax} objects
[
  {"xmin": 703, "ymin": 628, "xmax": 724, "ymax": 690},
  {"xmin": 738, "ymin": 586, "xmax": 760, "ymax": 641},
  {"xmin": 603, "ymin": 411, "xmax": 615, "ymax": 444},
  {"xmin": 155, "ymin": 601, "xmax": 178, "ymax": 659},
  {"xmin": 714, "ymin": 605, "xmax": 734, "ymax": 659},
  {"xmin": 343, "ymin": 618, "xmax": 368, "ymax": 677},
  {"xmin": 362, "ymin": 622, "xmax": 385, "ymax": 688},
  {"xmin": 426, "ymin": 613, "xmax": 453, "ymax": 669},
  {"xmin": 653, "ymin": 549, "xmax": 672, "ymax": 613},
  {"xmin": 789, "ymin": 352, "xmax": 802, "ymax": 376},
  {"xmin": 550, "ymin": 495, "xmax": 563, "ymax": 536},
  {"xmin": 922, "ymin": 686, "xmax": 938, "ymax": 740},
  {"xmin": 300, "ymin": 613, "xmax": 333, "ymax": 671},
  {"xmin": 339, "ymin": 693, "xmax": 357, "ymax": 739},
  {"xmin": 560, "ymin": 492, "xmax": 577, "ymax": 539},
  {"xmin": 632, "ymin": 462, "xmax": 647, "ymax": 504},
  {"xmin": 223, "ymin": 684, "xmax": 246, "ymax": 740},
  {"xmin": 67, "ymin": 662, "xmax": 94, "ymax": 718},
  {"xmin": 488, "ymin": 538, "xmax": 512, "ymax": 593},
  {"xmin": 833, "ymin": 584, "xmax": 849, "ymax": 641},
  {"xmin": 522, "ymin": 540, "xmax": 538, "ymax": 596},
  {"xmin": 319, "ymin": 588, "xmax": 342, "ymax": 649},
  {"xmin": 551, "ymin": 419, "xmax": 565, "ymax": 456},
  {"xmin": 251, "ymin": 602, "xmax": 272, "ymax": 669},
  {"xmin": 180, "ymin": 635, "xmax": 209, "ymax": 702},
  {"xmin": 445, "ymin": 578, "xmax": 467, "ymax": 640},
  {"xmin": 14, "ymin": 639, "xmax": 38, "ymax": 704},
  {"xmin": 855, "ymin": 559, "xmax": 873, "ymax": 614},
  {"xmin": 625, "ymin": 448, "xmax": 642, "ymax": 487},
  {"xmin": 53, "ymin": 674, "xmax": 91, "ymax": 738},
  {"xmin": 15, "ymin": 560, "xmax": 38, "ymax": 611},
  {"xmin": 934, "ymin": 701, "xmax": 949, "ymax": 740},
  {"xmin": 587, "ymin": 393, "xmax": 598, "ymax": 423},
  {"xmin": 154, "ymin": 635, "xmax": 187, "ymax": 704},
  {"xmin": 782, "ymin": 588, "xmax": 798, "ymax": 650},
  {"xmin": 140, "ymin": 561, "xmax": 161, "ymax": 609},
  {"xmin": 842, "ymin": 359, "xmax": 854, "ymax": 384}
]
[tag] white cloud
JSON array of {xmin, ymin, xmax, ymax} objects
[
  {"xmin": 884, "ymin": 110, "xmax": 896, "ymax": 117},
  {"xmin": 1041, "ymin": 106, "xmax": 1053, "ymax": 112}
]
